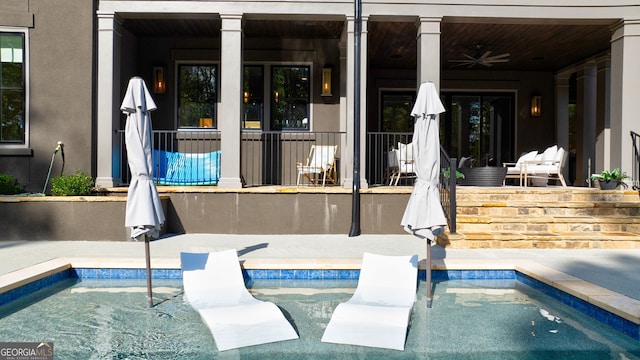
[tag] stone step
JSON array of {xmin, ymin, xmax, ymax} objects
[
  {"xmin": 439, "ymin": 230, "xmax": 640, "ymax": 249},
  {"xmin": 456, "ymin": 215, "xmax": 640, "ymax": 233},
  {"xmin": 443, "ymin": 186, "xmax": 640, "ymax": 248},
  {"xmin": 455, "ymin": 201, "xmax": 640, "ymax": 217},
  {"xmin": 454, "ymin": 187, "xmax": 638, "ymax": 203}
]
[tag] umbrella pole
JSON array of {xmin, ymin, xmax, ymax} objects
[
  {"xmin": 426, "ymin": 241, "xmax": 432, "ymax": 308},
  {"xmin": 145, "ymin": 235, "xmax": 153, "ymax": 308}
]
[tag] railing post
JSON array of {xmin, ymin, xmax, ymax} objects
[{"xmin": 449, "ymin": 158, "xmax": 457, "ymax": 234}]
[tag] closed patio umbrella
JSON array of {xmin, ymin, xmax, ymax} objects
[
  {"xmin": 400, "ymin": 81, "xmax": 447, "ymax": 308},
  {"xmin": 121, "ymin": 77, "xmax": 166, "ymax": 308}
]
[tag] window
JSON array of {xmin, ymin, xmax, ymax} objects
[
  {"xmin": 270, "ymin": 65, "xmax": 310, "ymax": 130},
  {"xmin": 243, "ymin": 65, "xmax": 263, "ymax": 129},
  {"xmin": 380, "ymin": 91, "xmax": 415, "ymax": 133},
  {"xmin": 0, "ymin": 31, "xmax": 26, "ymax": 144},
  {"xmin": 177, "ymin": 64, "xmax": 217, "ymax": 128}
]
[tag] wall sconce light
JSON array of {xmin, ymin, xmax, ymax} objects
[
  {"xmin": 321, "ymin": 67, "xmax": 332, "ymax": 97},
  {"xmin": 153, "ymin": 66, "xmax": 165, "ymax": 94},
  {"xmin": 531, "ymin": 95, "xmax": 542, "ymax": 117},
  {"xmin": 244, "ymin": 91, "xmax": 249, "ymax": 104}
]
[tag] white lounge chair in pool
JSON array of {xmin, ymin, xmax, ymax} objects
[
  {"xmin": 321, "ymin": 252, "xmax": 418, "ymax": 351},
  {"xmin": 181, "ymin": 249, "xmax": 298, "ymax": 351}
]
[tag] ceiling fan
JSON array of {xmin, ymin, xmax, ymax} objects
[{"xmin": 448, "ymin": 45, "xmax": 510, "ymax": 68}]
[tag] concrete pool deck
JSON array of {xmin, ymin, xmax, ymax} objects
[{"xmin": 1, "ymin": 233, "xmax": 640, "ymax": 327}]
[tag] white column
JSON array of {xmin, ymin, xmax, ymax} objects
[
  {"xmin": 217, "ymin": 14, "xmax": 243, "ymax": 189},
  {"xmin": 343, "ymin": 16, "xmax": 369, "ymax": 189},
  {"xmin": 555, "ymin": 73, "xmax": 571, "ymax": 184},
  {"xmin": 595, "ymin": 55, "xmax": 611, "ymax": 174},
  {"xmin": 95, "ymin": 12, "xmax": 121, "ymax": 187},
  {"xmin": 610, "ymin": 20, "xmax": 640, "ymax": 179},
  {"xmin": 417, "ymin": 17, "xmax": 442, "ymax": 88}
]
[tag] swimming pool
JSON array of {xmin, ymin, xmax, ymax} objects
[{"xmin": 1, "ymin": 271, "xmax": 639, "ymax": 359}]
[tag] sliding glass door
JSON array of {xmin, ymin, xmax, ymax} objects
[{"xmin": 440, "ymin": 92, "xmax": 515, "ymax": 166}]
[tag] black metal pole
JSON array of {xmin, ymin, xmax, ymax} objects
[{"xmin": 349, "ymin": 0, "xmax": 362, "ymax": 237}]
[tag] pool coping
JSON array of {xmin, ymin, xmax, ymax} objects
[{"xmin": 1, "ymin": 256, "xmax": 639, "ymax": 328}]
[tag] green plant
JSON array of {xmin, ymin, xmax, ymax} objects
[
  {"xmin": 441, "ymin": 168, "xmax": 465, "ymax": 180},
  {"xmin": 590, "ymin": 168, "xmax": 628, "ymax": 182},
  {"xmin": 50, "ymin": 170, "xmax": 94, "ymax": 196},
  {"xmin": 0, "ymin": 174, "xmax": 21, "ymax": 195}
]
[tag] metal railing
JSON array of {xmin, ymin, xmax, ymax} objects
[
  {"xmin": 631, "ymin": 131, "xmax": 640, "ymax": 190},
  {"xmin": 439, "ymin": 147, "xmax": 457, "ymax": 234},
  {"xmin": 366, "ymin": 132, "xmax": 413, "ymax": 186},
  {"xmin": 116, "ymin": 129, "xmax": 345, "ymax": 186},
  {"xmin": 240, "ymin": 131, "xmax": 345, "ymax": 187},
  {"xmin": 117, "ymin": 129, "xmax": 222, "ymax": 185}
]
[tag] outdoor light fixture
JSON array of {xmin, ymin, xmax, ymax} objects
[
  {"xmin": 531, "ymin": 95, "xmax": 542, "ymax": 117},
  {"xmin": 321, "ymin": 67, "xmax": 332, "ymax": 97},
  {"xmin": 153, "ymin": 66, "xmax": 165, "ymax": 94}
]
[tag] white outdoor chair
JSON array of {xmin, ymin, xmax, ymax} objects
[
  {"xmin": 502, "ymin": 150, "xmax": 538, "ymax": 186},
  {"xmin": 522, "ymin": 146, "xmax": 568, "ymax": 187},
  {"xmin": 296, "ymin": 145, "xmax": 338, "ymax": 186},
  {"xmin": 389, "ymin": 142, "xmax": 416, "ymax": 186}
]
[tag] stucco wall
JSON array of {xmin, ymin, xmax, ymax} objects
[
  {"xmin": 0, "ymin": 192, "xmax": 411, "ymax": 240},
  {"xmin": 0, "ymin": 0, "xmax": 95, "ymax": 193}
]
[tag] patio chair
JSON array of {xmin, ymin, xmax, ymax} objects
[
  {"xmin": 181, "ymin": 250, "xmax": 298, "ymax": 351},
  {"xmin": 321, "ymin": 252, "xmax": 418, "ymax": 351},
  {"xmin": 390, "ymin": 142, "xmax": 416, "ymax": 186},
  {"xmin": 502, "ymin": 150, "xmax": 538, "ymax": 186},
  {"xmin": 296, "ymin": 145, "xmax": 338, "ymax": 186},
  {"xmin": 522, "ymin": 146, "xmax": 568, "ymax": 187}
]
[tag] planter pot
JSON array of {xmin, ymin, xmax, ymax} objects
[
  {"xmin": 598, "ymin": 180, "xmax": 620, "ymax": 190},
  {"xmin": 458, "ymin": 167, "xmax": 508, "ymax": 187},
  {"xmin": 530, "ymin": 177, "xmax": 548, "ymax": 187}
]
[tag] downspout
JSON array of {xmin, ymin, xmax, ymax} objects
[{"xmin": 348, "ymin": 0, "xmax": 362, "ymax": 237}]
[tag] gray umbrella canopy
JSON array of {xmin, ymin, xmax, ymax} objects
[
  {"xmin": 401, "ymin": 82, "xmax": 447, "ymax": 241},
  {"xmin": 122, "ymin": 77, "xmax": 165, "ymax": 240}
]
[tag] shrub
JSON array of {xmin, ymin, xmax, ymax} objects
[
  {"xmin": 0, "ymin": 174, "xmax": 21, "ymax": 195},
  {"xmin": 50, "ymin": 170, "xmax": 95, "ymax": 196}
]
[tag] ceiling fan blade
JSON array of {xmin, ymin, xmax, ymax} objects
[
  {"xmin": 478, "ymin": 51, "xmax": 492, "ymax": 60},
  {"xmin": 485, "ymin": 53, "xmax": 510, "ymax": 61},
  {"xmin": 482, "ymin": 59, "xmax": 510, "ymax": 64}
]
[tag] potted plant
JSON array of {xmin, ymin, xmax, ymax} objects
[{"xmin": 590, "ymin": 168, "xmax": 628, "ymax": 190}]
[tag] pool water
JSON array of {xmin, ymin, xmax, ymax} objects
[{"xmin": 0, "ymin": 278, "xmax": 639, "ymax": 359}]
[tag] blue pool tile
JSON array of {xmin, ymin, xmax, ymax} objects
[
  {"xmin": 294, "ymin": 270, "xmax": 310, "ymax": 279},
  {"xmin": 623, "ymin": 320, "xmax": 640, "ymax": 340},
  {"xmin": 307, "ymin": 270, "xmax": 323, "ymax": 280},
  {"xmin": 0, "ymin": 269, "xmax": 72, "ymax": 307},
  {"xmin": 280, "ymin": 270, "xmax": 294, "ymax": 280},
  {"xmin": 322, "ymin": 270, "xmax": 338, "ymax": 280}
]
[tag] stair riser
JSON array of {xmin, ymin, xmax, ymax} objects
[
  {"xmin": 456, "ymin": 223, "xmax": 640, "ymax": 233},
  {"xmin": 440, "ymin": 239, "xmax": 640, "ymax": 249},
  {"xmin": 457, "ymin": 207, "xmax": 640, "ymax": 217},
  {"xmin": 455, "ymin": 190, "xmax": 637, "ymax": 203}
]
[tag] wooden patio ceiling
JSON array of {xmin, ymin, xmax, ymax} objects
[{"xmin": 122, "ymin": 17, "xmax": 615, "ymax": 72}]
